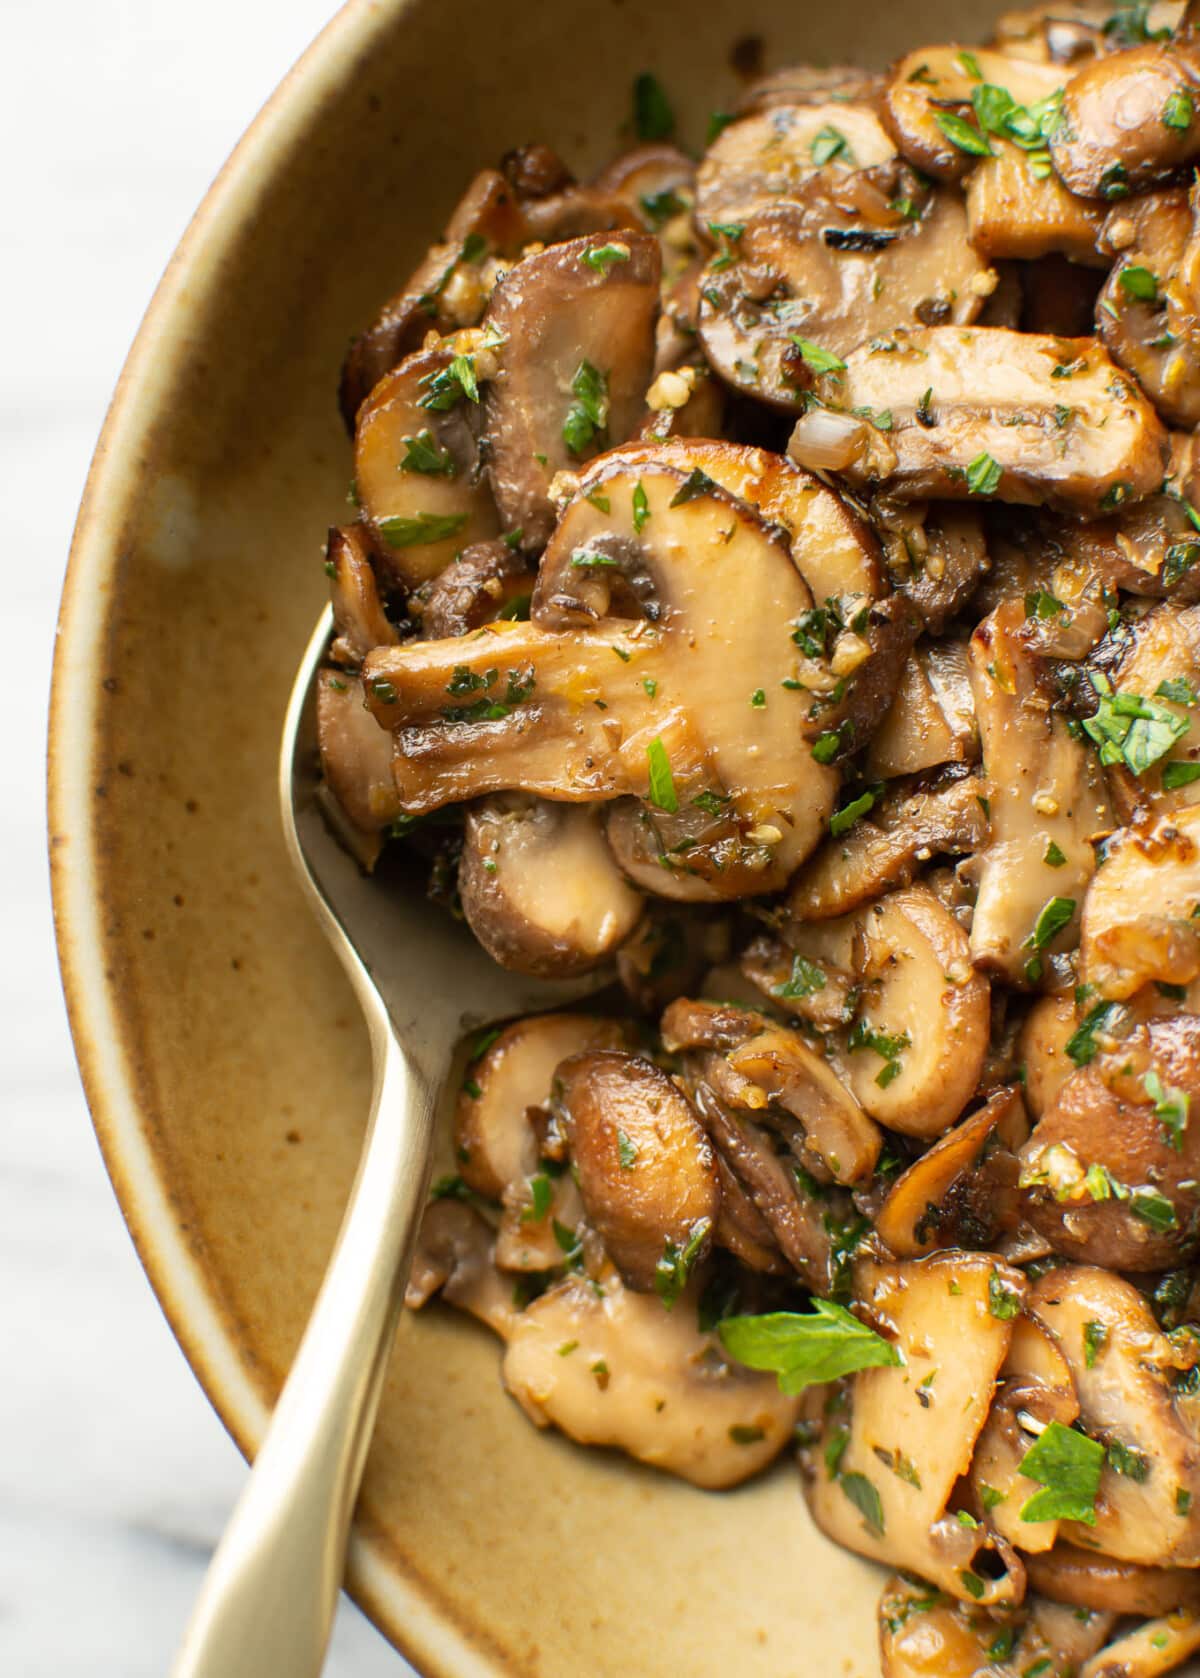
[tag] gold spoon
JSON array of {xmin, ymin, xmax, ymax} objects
[{"xmin": 171, "ymin": 606, "xmax": 604, "ymax": 1677}]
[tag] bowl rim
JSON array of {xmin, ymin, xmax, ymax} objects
[{"xmin": 47, "ymin": 3, "xmax": 499, "ymax": 1671}]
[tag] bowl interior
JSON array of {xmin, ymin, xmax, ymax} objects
[{"xmin": 53, "ymin": 0, "xmax": 1002, "ymax": 1672}]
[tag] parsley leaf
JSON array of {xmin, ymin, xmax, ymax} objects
[
  {"xmin": 1164, "ymin": 87, "xmax": 1195, "ymax": 130},
  {"xmin": 581, "ymin": 241, "xmax": 631, "ymax": 277},
  {"xmin": 632, "ymin": 479, "xmax": 650, "ymax": 533},
  {"xmin": 840, "ymin": 1471, "xmax": 885, "ymax": 1535},
  {"xmin": 719, "ymin": 1299, "xmax": 902, "ymax": 1394},
  {"xmin": 1083, "ymin": 673, "xmax": 1190, "ymax": 775},
  {"xmin": 1066, "ymin": 1000, "xmax": 1119, "ymax": 1067},
  {"xmin": 811, "ymin": 125, "xmax": 850, "ymax": 166},
  {"xmin": 1119, "ymin": 265, "xmax": 1159, "ymax": 303},
  {"xmin": 1019, "ymin": 1421, "xmax": 1105, "ymax": 1525},
  {"xmin": 418, "ymin": 353, "xmax": 479, "ymax": 411},
  {"xmin": 646, "ymin": 737, "xmax": 678, "ymax": 813},
  {"xmin": 654, "ymin": 1218, "xmax": 711, "ymax": 1308},
  {"xmin": 773, "ymin": 954, "xmax": 827, "ymax": 1000},
  {"xmin": 1025, "ymin": 895, "xmax": 1076, "ymax": 951},
  {"xmin": 633, "ymin": 72, "xmax": 675, "ymax": 140},
  {"xmin": 562, "ymin": 359, "xmax": 610, "ymax": 457},
  {"xmin": 830, "ymin": 786, "xmax": 880, "ymax": 837},
  {"xmin": 934, "ymin": 109, "xmax": 992, "ymax": 157},
  {"xmin": 378, "ymin": 511, "xmax": 468, "ymax": 548},
  {"xmin": 1163, "ymin": 760, "xmax": 1200, "ymax": 789},
  {"xmin": 400, "ymin": 428, "xmax": 458, "ymax": 477},
  {"xmin": 966, "ymin": 451, "xmax": 1003, "ymax": 495},
  {"xmin": 669, "ymin": 467, "xmax": 720, "ymax": 506},
  {"xmin": 791, "ymin": 336, "xmax": 846, "ymax": 375},
  {"xmin": 1144, "ymin": 1069, "xmax": 1189, "ymax": 1150}
]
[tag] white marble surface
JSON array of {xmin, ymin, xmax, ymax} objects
[{"xmin": 3, "ymin": 3, "xmax": 408, "ymax": 1671}]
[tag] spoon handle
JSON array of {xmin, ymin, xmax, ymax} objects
[{"xmin": 171, "ymin": 1005, "xmax": 436, "ymax": 1678}]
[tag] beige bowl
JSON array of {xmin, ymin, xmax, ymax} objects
[{"xmin": 50, "ymin": 1, "xmax": 983, "ymax": 1672}]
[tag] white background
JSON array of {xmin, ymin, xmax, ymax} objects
[{"xmin": 1, "ymin": 3, "xmax": 406, "ymax": 1671}]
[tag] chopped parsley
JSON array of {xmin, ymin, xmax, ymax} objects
[
  {"xmin": 581, "ymin": 241, "xmax": 631, "ymax": 276},
  {"xmin": 719, "ymin": 1299, "xmax": 901, "ymax": 1394},
  {"xmin": 632, "ymin": 479, "xmax": 650, "ymax": 533},
  {"xmin": 669, "ymin": 467, "xmax": 719, "ymax": 506},
  {"xmin": 987, "ymin": 1269, "xmax": 1021, "ymax": 1321},
  {"xmin": 1083, "ymin": 673, "xmax": 1190, "ymax": 775},
  {"xmin": 1131, "ymin": 1187, "xmax": 1178, "ymax": 1232},
  {"xmin": 1019, "ymin": 1421, "xmax": 1105, "ymax": 1525},
  {"xmin": 810, "ymin": 125, "xmax": 850, "ymax": 166},
  {"xmin": 418, "ymin": 353, "xmax": 479, "ymax": 411},
  {"xmin": 791, "ymin": 336, "xmax": 846, "ymax": 376},
  {"xmin": 1144, "ymin": 1069, "xmax": 1189, "ymax": 1150},
  {"xmin": 1066, "ymin": 1000, "xmax": 1119, "ymax": 1067},
  {"xmin": 830, "ymin": 786, "xmax": 880, "ymax": 837},
  {"xmin": 1044, "ymin": 840, "xmax": 1067, "ymax": 868},
  {"xmin": 1024, "ymin": 895, "xmax": 1076, "ymax": 954},
  {"xmin": 617, "ymin": 1129, "xmax": 638, "ymax": 1170},
  {"xmin": 966, "ymin": 451, "xmax": 1003, "ymax": 495},
  {"xmin": 562, "ymin": 359, "xmax": 610, "ymax": 457},
  {"xmin": 646, "ymin": 737, "xmax": 678, "ymax": 813},
  {"xmin": 654, "ymin": 1217, "xmax": 711, "ymax": 1308},
  {"xmin": 378, "ymin": 511, "xmax": 468, "ymax": 548},
  {"xmin": 1118, "ymin": 265, "xmax": 1159, "ymax": 303},
  {"xmin": 934, "ymin": 109, "xmax": 992, "ymax": 156},
  {"xmin": 840, "ymin": 1471, "xmax": 885, "ymax": 1536},
  {"xmin": 1084, "ymin": 1320, "xmax": 1108, "ymax": 1368},
  {"xmin": 633, "ymin": 71, "xmax": 675, "ymax": 140},
  {"xmin": 773, "ymin": 954, "xmax": 827, "ymax": 1000},
  {"xmin": 521, "ymin": 1172, "xmax": 553, "ymax": 1223},
  {"xmin": 1163, "ymin": 760, "xmax": 1200, "ymax": 789},
  {"xmin": 399, "ymin": 429, "xmax": 458, "ymax": 476},
  {"xmin": 1164, "ymin": 87, "xmax": 1195, "ymax": 130}
]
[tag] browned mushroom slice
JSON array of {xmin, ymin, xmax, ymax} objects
[
  {"xmin": 1077, "ymin": 1611, "xmax": 1200, "ymax": 1677},
  {"xmin": 405, "ymin": 1199, "xmax": 519, "ymax": 1335},
  {"xmin": 726, "ymin": 1027, "xmax": 882, "ymax": 1185},
  {"xmin": 693, "ymin": 101, "xmax": 898, "ymax": 227},
  {"xmin": 875, "ymin": 1085, "xmax": 1026, "ymax": 1257},
  {"xmin": 696, "ymin": 181, "xmax": 991, "ymax": 412},
  {"xmin": 1026, "ymin": 1265, "xmax": 1200, "ymax": 1566},
  {"xmin": 740, "ymin": 922, "xmax": 861, "ymax": 1032},
  {"xmin": 363, "ymin": 463, "xmax": 838, "ymax": 893},
  {"xmin": 458, "ymin": 794, "xmax": 642, "ymax": 977},
  {"xmin": 802, "ymin": 1250, "xmax": 1027, "ymax": 1604},
  {"xmin": 354, "ymin": 330, "xmax": 502, "ymax": 587},
  {"xmin": 316, "ymin": 670, "xmax": 402, "ymax": 845},
  {"xmin": 1020, "ymin": 991, "xmax": 1079, "ymax": 1120},
  {"xmin": 873, "ymin": 504, "xmax": 990, "ymax": 635},
  {"xmin": 786, "ymin": 768, "xmax": 987, "ymax": 921},
  {"xmin": 1050, "ymin": 435, "xmax": 1200, "ymax": 606},
  {"xmin": 804, "ymin": 327, "xmax": 1169, "ymax": 515},
  {"xmin": 553, "ymin": 1049, "xmax": 718, "ymax": 1293},
  {"xmin": 867, "ymin": 641, "xmax": 978, "ymax": 778},
  {"xmin": 615, "ymin": 904, "xmax": 730, "ymax": 1014},
  {"xmin": 1096, "ymin": 186, "xmax": 1200, "ymax": 429},
  {"xmin": 735, "ymin": 65, "xmax": 887, "ymax": 115},
  {"xmin": 453, "ymin": 1011, "xmax": 627, "ymax": 1202},
  {"xmin": 879, "ymin": 1575, "xmax": 1113, "ymax": 1677},
  {"xmin": 583, "ymin": 436, "xmax": 885, "ymax": 602},
  {"xmin": 967, "ymin": 599, "xmax": 1112, "ymax": 982},
  {"xmin": 1026, "ymin": 1544, "xmax": 1200, "ymax": 1617},
  {"xmin": 325, "ymin": 523, "xmax": 398, "ymax": 666},
  {"xmin": 1020, "ymin": 1013, "xmax": 1200, "ymax": 1268},
  {"xmin": 481, "ymin": 233, "xmax": 660, "ymax": 551},
  {"xmin": 338, "ymin": 170, "xmax": 527, "ymax": 431},
  {"xmin": 968, "ymin": 1312, "xmax": 1080, "ymax": 1555},
  {"xmin": 1051, "ymin": 39, "xmax": 1200, "ymax": 199},
  {"xmin": 967, "ymin": 139, "xmax": 1107, "ymax": 262},
  {"xmin": 501, "ymin": 1264, "xmax": 801, "ymax": 1488},
  {"xmin": 837, "ymin": 886, "xmax": 992, "ymax": 1139},
  {"xmin": 590, "ymin": 144, "xmax": 696, "ymax": 233},
  {"xmin": 988, "ymin": 0, "xmax": 1185, "ymax": 66},
  {"xmin": 415, "ymin": 539, "xmax": 531, "ymax": 638},
  {"xmin": 712, "ymin": 1155, "xmax": 788, "ymax": 1272},
  {"xmin": 1080, "ymin": 806, "xmax": 1200, "ymax": 1000},
  {"xmin": 882, "ymin": 47, "xmax": 1066, "ymax": 181}
]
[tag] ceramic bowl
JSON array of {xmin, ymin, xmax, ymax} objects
[{"xmin": 51, "ymin": 0, "xmax": 985, "ymax": 1671}]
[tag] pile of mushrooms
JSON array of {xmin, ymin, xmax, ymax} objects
[{"xmin": 315, "ymin": 11, "xmax": 1200, "ymax": 1672}]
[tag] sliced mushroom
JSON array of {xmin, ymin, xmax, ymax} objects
[
  {"xmin": 501, "ymin": 1264, "xmax": 801, "ymax": 1488},
  {"xmin": 590, "ymin": 144, "xmax": 696, "ymax": 233},
  {"xmin": 786, "ymin": 768, "xmax": 988, "ymax": 921},
  {"xmin": 594, "ymin": 436, "xmax": 885, "ymax": 602},
  {"xmin": 1027, "ymin": 1264, "xmax": 1200, "ymax": 1566},
  {"xmin": 338, "ymin": 170, "xmax": 526, "ymax": 430},
  {"xmin": 740, "ymin": 922, "xmax": 862, "ymax": 1032},
  {"xmin": 404, "ymin": 1198, "xmax": 519, "ymax": 1336},
  {"xmin": 802, "ymin": 1250, "xmax": 1027, "ymax": 1603},
  {"xmin": 835, "ymin": 886, "xmax": 992, "ymax": 1138},
  {"xmin": 453, "ymin": 1011, "xmax": 627, "ymax": 1202},
  {"xmin": 415, "ymin": 539, "xmax": 531, "ymax": 638},
  {"xmin": 615, "ymin": 905, "xmax": 730, "ymax": 1014},
  {"xmin": 316, "ymin": 669, "xmax": 402, "ymax": 840},
  {"xmin": 873, "ymin": 504, "xmax": 991, "ymax": 635},
  {"xmin": 1020, "ymin": 990, "xmax": 1080, "ymax": 1120},
  {"xmin": 735, "ymin": 65, "xmax": 888, "ymax": 116},
  {"xmin": 353, "ymin": 330, "xmax": 502, "ymax": 586},
  {"xmin": 1078, "ymin": 1609, "xmax": 1200, "ymax": 1677},
  {"xmin": 481, "ymin": 233, "xmax": 660, "ymax": 550},
  {"xmin": 459, "ymin": 795, "xmax": 642, "ymax": 976},
  {"xmin": 882, "ymin": 47, "xmax": 1066, "ymax": 181},
  {"xmin": 875, "ymin": 1085, "xmax": 1027, "ymax": 1257},
  {"xmin": 967, "ymin": 139, "xmax": 1107, "ymax": 262},
  {"xmin": 968, "ymin": 598, "xmax": 1113, "ymax": 981},
  {"xmin": 553, "ymin": 1049, "xmax": 719, "ymax": 1292},
  {"xmin": 1050, "ymin": 39, "xmax": 1200, "ymax": 199},
  {"xmin": 726, "ymin": 1027, "xmax": 883, "ymax": 1186},
  {"xmin": 1096, "ymin": 186, "xmax": 1200, "ymax": 429},
  {"xmin": 989, "ymin": 0, "xmax": 1184, "ymax": 66},
  {"xmin": 362, "ymin": 461, "xmax": 838, "ymax": 884},
  {"xmin": 879, "ymin": 1575, "xmax": 1114, "ymax": 1678},
  {"xmin": 693, "ymin": 101, "xmax": 898, "ymax": 227},
  {"xmin": 697, "ymin": 177, "xmax": 991, "ymax": 412},
  {"xmin": 1027, "ymin": 1544, "xmax": 1200, "ymax": 1617},
  {"xmin": 1020, "ymin": 1013, "xmax": 1200, "ymax": 1269},
  {"xmin": 803, "ymin": 327, "xmax": 1169, "ymax": 515},
  {"xmin": 712, "ymin": 1155, "xmax": 788, "ymax": 1272},
  {"xmin": 969, "ymin": 1310, "xmax": 1080, "ymax": 1555},
  {"xmin": 867, "ymin": 641, "xmax": 979, "ymax": 778},
  {"xmin": 1080, "ymin": 806, "xmax": 1200, "ymax": 999},
  {"xmin": 326, "ymin": 523, "xmax": 398, "ymax": 664}
]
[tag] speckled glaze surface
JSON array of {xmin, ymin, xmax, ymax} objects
[{"xmin": 50, "ymin": 1, "xmax": 990, "ymax": 1672}]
